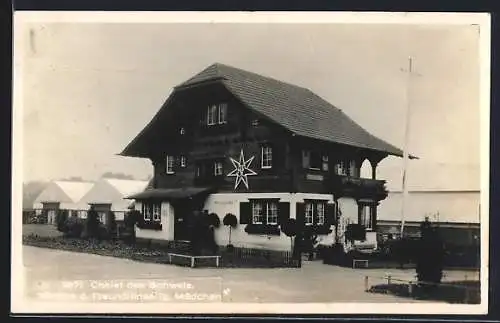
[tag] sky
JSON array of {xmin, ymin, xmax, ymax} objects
[{"xmin": 18, "ymin": 21, "xmax": 482, "ymax": 191}]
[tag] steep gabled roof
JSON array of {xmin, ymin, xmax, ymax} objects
[{"xmin": 121, "ymin": 63, "xmax": 405, "ymax": 157}]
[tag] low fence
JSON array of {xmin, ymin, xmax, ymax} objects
[{"xmin": 364, "ymin": 273, "xmax": 481, "ymax": 304}]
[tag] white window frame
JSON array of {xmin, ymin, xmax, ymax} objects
[
  {"xmin": 153, "ymin": 203, "xmax": 161, "ymax": 222},
  {"xmin": 166, "ymin": 155, "xmax": 175, "ymax": 174},
  {"xmin": 252, "ymin": 202, "xmax": 263, "ymax": 224},
  {"xmin": 143, "ymin": 204, "xmax": 152, "ymax": 221},
  {"xmin": 207, "ymin": 105, "xmax": 217, "ymax": 125},
  {"xmin": 322, "ymin": 155, "xmax": 329, "ymax": 171},
  {"xmin": 143, "ymin": 202, "xmax": 162, "ymax": 223},
  {"xmin": 305, "ymin": 201, "xmax": 327, "ymax": 225},
  {"xmin": 214, "ymin": 161, "xmax": 223, "ymax": 176},
  {"xmin": 218, "ymin": 103, "xmax": 227, "ymax": 124},
  {"xmin": 266, "ymin": 202, "xmax": 278, "ymax": 225},
  {"xmin": 261, "ymin": 145, "xmax": 273, "ymax": 169},
  {"xmin": 305, "ymin": 202, "xmax": 314, "ymax": 225},
  {"xmin": 180, "ymin": 127, "xmax": 185, "ymax": 135},
  {"xmin": 316, "ymin": 203, "xmax": 325, "ymax": 225},
  {"xmin": 336, "ymin": 161, "xmax": 347, "ymax": 176},
  {"xmin": 180, "ymin": 155, "xmax": 186, "ymax": 168}
]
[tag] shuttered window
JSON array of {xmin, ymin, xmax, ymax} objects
[
  {"xmin": 240, "ymin": 200, "xmax": 290, "ymax": 226},
  {"xmin": 297, "ymin": 200, "xmax": 336, "ymax": 227}
]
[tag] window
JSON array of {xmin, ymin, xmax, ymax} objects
[
  {"xmin": 142, "ymin": 202, "xmax": 162, "ymax": 222},
  {"xmin": 252, "ymin": 200, "xmax": 278, "ymax": 225},
  {"xmin": 166, "ymin": 155, "xmax": 175, "ymax": 174},
  {"xmin": 180, "ymin": 155, "xmax": 186, "ymax": 168},
  {"xmin": 207, "ymin": 103, "xmax": 227, "ymax": 125},
  {"xmin": 207, "ymin": 105, "xmax": 218, "ymax": 125},
  {"xmin": 180, "ymin": 127, "xmax": 185, "ymax": 135},
  {"xmin": 336, "ymin": 161, "xmax": 347, "ymax": 176},
  {"xmin": 305, "ymin": 202, "xmax": 314, "ymax": 225},
  {"xmin": 349, "ymin": 160, "xmax": 357, "ymax": 177},
  {"xmin": 252, "ymin": 202, "xmax": 263, "ymax": 224},
  {"xmin": 261, "ymin": 145, "xmax": 273, "ymax": 169},
  {"xmin": 304, "ymin": 200, "xmax": 328, "ymax": 225},
  {"xmin": 303, "ymin": 150, "xmax": 321, "ymax": 169},
  {"xmin": 214, "ymin": 161, "xmax": 223, "ymax": 176},
  {"xmin": 153, "ymin": 204, "xmax": 161, "ymax": 222},
  {"xmin": 322, "ymin": 155, "xmax": 329, "ymax": 171},
  {"xmin": 252, "ymin": 119, "xmax": 259, "ymax": 127},
  {"xmin": 267, "ymin": 202, "xmax": 278, "ymax": 225},
  {"xmin": 316, "ymin": 203, "xmax": 325, "ymax": 225},
  {"xmin": 218, "ymin": 103, "xmax": 227, "ymax": 124},
  {"xmin": 98, "ymin": 212, "xmax": 106, "ymax": 224},
  {"xmin": 360, "ymin": 205, "xmax": 373, "ymax": 230}
]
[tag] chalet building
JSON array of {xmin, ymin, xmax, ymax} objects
[{"xmin": 120, "ymin": 63, "xmax": 406, "ymax": 252}]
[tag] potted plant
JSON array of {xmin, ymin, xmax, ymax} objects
[{"xmin": 223, "ymin": 213, "xmax": 238, "ymax": 249}]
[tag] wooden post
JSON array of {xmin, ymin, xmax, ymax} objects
[
  {"xmin": 364, "ymin": 276, "xmax": 369, "ymax": 292},
  {"xmin": 387, "ymin": 274, "xmax": 392, "ymax": 285},
  {"xmin": 408, "ymin": 282, "xmax": 414, "ymax": 296}
]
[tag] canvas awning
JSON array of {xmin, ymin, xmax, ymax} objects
[{"xmin": 125, "ymin": 187, "xmax": 213, "ymax": 200}]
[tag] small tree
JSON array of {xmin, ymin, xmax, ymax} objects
[
  {"xmin": 416, "ymin": 218, "xmax": 444, "ymax": 290},
  {"xmin": 123, "ymin": 209, "xmax": 140, "ymax": 244},
  {"xmin": 281, "ymin": 218, "xmax": 300, "ymax": 266},
  {"xmin": 56, "ymin": 210, "xmax": 69, "ymax": 232},
  {"xmin": 223, "ymin": 213, "xmax": 238, "ymax": 246},
  {"xmin": 86, "ymin": 208, "xmax": 100, "ymax": 240},
  {"xmin": 208, "ymin": 212, "xmax": 221, "ymax": 229},
  {"xmin": 107, "ymin": 211, "xmax": 117, "ymax": 239}
]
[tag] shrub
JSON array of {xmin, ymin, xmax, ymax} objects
[
  {"xmin": 416, "ymin": 219, "xmax": 444, "ymax": 287},
  {"xmin": 56, "ymin": 210, "xmax": 69, "ymax": 232},
  {"xmin": 107, "ymin": 211, "xmax": 117, "ymax": 238},
  {"xmin": 208, "ymin": 212, "xmax": 221, "ymax": 228},
  {"xmin": 86, "ymin": 209, "xmax": 100, "ymax": 239},
  {"xmin": 63, "ymin": 216, "xmax": 84, "ymax": 238}
]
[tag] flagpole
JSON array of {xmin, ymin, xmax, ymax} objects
[{"xmin": 400, "ymin": 56, "xmax": 413, "ymax": 238}]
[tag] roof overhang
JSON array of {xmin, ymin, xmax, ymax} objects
[{"xmin": 125, "ymin": 187, "xmax": 213, "ymax": 200}]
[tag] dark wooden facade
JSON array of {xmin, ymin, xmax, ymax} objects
[{"xmin": 143, "ymin": 82, "xmax": 389, "ymax": 202}]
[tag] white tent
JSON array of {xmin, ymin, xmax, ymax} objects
[
  {"xmin": 32, "ymin": 180, "xmax": 95, "ymax": 224},
  {"xmin": 79, "ymin": 178, "xmax": 149, "ymax": 220},
  {"xmin": 33, "ymin": 180, "xmax": 95, "ymax": 211},
  {"xmin": 378, "ymin": 190, "xmax": 480, "ymax": 224}
]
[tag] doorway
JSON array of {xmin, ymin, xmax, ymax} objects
[{"xmin": 173, "ymin": 200, "xmax": 192, "ymax": 241}]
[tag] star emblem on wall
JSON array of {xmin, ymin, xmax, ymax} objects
[{"xmin": 227, "ymin": 149, "xmax": 257, "ymax": 190}]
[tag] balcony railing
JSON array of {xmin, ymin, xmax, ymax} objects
[{"xmin": 326, "ymin": 175, "xmax": 388, "ymax": 200}]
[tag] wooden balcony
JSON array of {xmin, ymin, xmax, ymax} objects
[{"xmin": 326, "ymin": 175, "xmax": 388, "ymax": 200}]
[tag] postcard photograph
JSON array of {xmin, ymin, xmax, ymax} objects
[{"xmin": 11, "ymin": 12, "xmax": 490, "ymax": 315}]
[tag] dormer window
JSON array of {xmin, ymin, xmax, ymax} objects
[{"xmin": 207, "ymin": 103, "xmax": 228, "ymax": 126}]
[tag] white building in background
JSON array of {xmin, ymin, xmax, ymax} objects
[
  {"xmin": 79, "ymin": 178, "xmax": 150, "ymax": 224},
  {"xmin": 32, "ymin": 180, "xmax": 95, "ymax": 224}
]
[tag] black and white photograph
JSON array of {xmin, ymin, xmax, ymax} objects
[{"xmin": 12, "ymin": 12, "xmax": 490, "ymax": 314}]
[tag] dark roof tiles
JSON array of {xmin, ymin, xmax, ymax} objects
[{"xmin": 122, "ymin": 63, "xmax": 405, "ymax": 157}]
